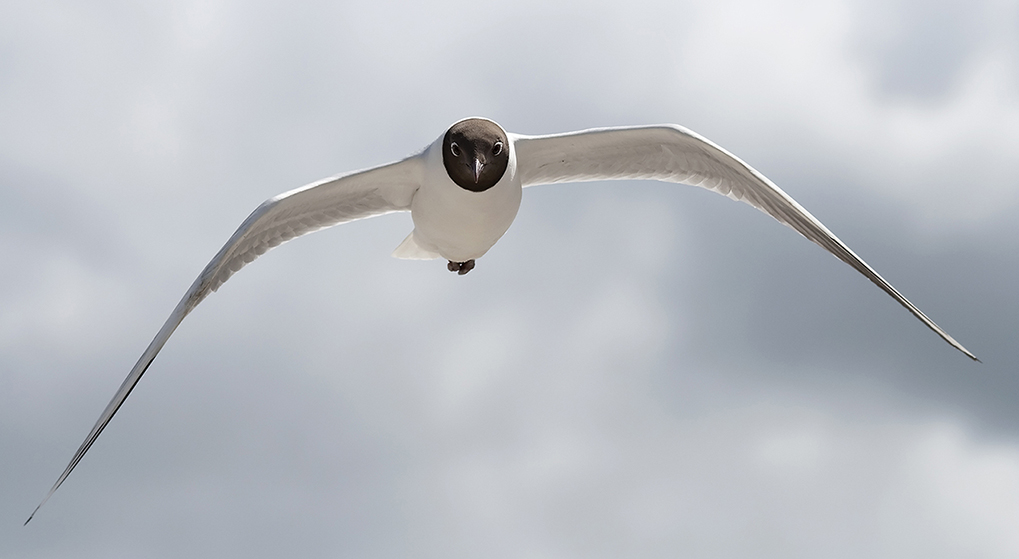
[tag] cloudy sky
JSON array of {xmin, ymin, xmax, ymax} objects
[{"xmin": 3, "ymin": 0, "xmax": 1018, "ymax": 557}]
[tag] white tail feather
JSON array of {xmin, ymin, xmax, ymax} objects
[{"xmin": 391, "ymin": 230, "xmax": 441, "ymax": 260}]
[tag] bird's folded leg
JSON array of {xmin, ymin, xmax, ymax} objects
[{"xmin": 447, "ymin": 260, "xmax": 476, "ymax": 275}]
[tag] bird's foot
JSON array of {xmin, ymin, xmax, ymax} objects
[{"xmin": 447, "ymin": 260, "xmax": 476, "ymax": 275}]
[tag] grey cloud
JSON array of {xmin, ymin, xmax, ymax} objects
[{"xmin": 851, "ymin": 0, "xmax": 998, "ymax": 100}]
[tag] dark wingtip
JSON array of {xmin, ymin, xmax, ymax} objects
[
  {"xmin": 957, "ymin": 343, "xmax": 981, "ymax": 363},
  {"xmin": 959, "ymin": 349, "xmax": 980, "ymax": 363}
]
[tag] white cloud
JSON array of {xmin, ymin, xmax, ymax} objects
[
  {"xmin": 670, "ymin": 0, "xmax": 1019, "ymax": 229},
  {"xmin": 881, "ymin": 422, "xmax": 1019, "ymax": 557}
]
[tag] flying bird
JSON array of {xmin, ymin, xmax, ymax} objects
[{"xmin": 26, "ymin": 117, "xmax": 978, "ymax": 523}]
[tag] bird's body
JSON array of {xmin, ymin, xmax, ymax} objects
[
  {"xmin": 27, "ymin": 117, "xmax": 978, "ymax": 523},
  {"xmin": 396, "ymin": 123, "xmax": 522, "ymax": 263}
]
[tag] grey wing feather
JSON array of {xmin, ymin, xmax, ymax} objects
[
  {"xmin": 26, "ymin": 154, "xmax": 424, "ymax": 524},
  {"xmin": 513, "ymin": 125, "xmax": 977, "ymax": 361}
]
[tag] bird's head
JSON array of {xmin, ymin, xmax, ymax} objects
[{"xmin": 442, "ymin": 117, "xmax": 509, "ymax": 192}]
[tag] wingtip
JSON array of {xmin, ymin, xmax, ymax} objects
[
  {"xmin": 953, "ymin": 341, "xmax": 980, "ymax": 363},
  {"xmin": 24, "ymin": 506, "xmax": 39, "ymax": 526},
  {"xmin": 959, "ymin": 347, "xmax": 981, "ymax": 363},
  {"xmin": 25, "ymin": 486, "xmax": 57, "ymax": 526}
]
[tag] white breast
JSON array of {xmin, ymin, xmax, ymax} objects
[{"xmin": 407, "ymin": 134, "xmax": 522, "ymax": 262}]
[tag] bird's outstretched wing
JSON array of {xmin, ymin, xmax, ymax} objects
[
  {"xmin": 512, "ymin": 125, "xmax": 977, "ymax": 361},
  {"xmin": 26, "ymin": 154, "xmax": 425, "ymax": 524}
]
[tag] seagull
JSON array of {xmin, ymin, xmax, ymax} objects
[{"xmin": 26, "ymin": 117, "xmax": 978, "ymax": 523}]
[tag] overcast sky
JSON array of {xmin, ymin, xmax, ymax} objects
[{"xmin": 2, "ymin": 0, "xmax": 1018, "ymax": 557}]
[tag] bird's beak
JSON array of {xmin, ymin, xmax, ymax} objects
[{"xmin": 473, "ymin": 157, "xmax": 484, "ymax": 183}]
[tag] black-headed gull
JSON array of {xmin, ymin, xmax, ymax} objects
[{"xmin": 26, "ymin": 117, "xmax": 978, "ymax": 523}]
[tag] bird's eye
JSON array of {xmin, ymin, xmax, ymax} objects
[
  {"xmin": 450, "ymin": 142, "xmax": 461, "ymax": 157},
  {"xmin": 492, "ymin": 141, "xmax": 503, "ymax": 156}
]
